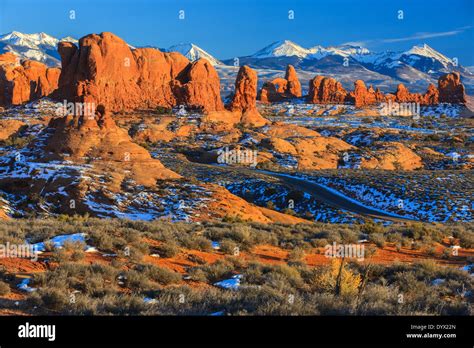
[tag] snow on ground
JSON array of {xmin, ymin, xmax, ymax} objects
[
  {"xmin": 214, "ymin": 274, "xmax": 242, "ymax": 290},
  {"xmin": 297, "ymin": 173, "xmax": 472, "ymax": 222},
  {"xmin": 17, "ymin": 278, "xmax": 37, "ymax": 292},
  {"xmin": 224, "ymin": 177, "xmax": 361, "ymax": 224}
]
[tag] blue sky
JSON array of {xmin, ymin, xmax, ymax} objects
[{"xmin": 1, "ymin": 0, "xmax": 473, "ymax": 64}]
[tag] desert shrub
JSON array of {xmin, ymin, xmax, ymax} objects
[
  {"xmin": 288, "ymin": 247, "xmax": 305, "ymax": 263},
  {"xmin": 220, "ymin": 239, "xmax": 239, "ymax": 255},
  {"xmin": 369, "ymin": 233, "xmax": 385, "ymax": 248},
  {"xmin": 314, "ymin": 259, "xmax": 361, "ymax": 297},
  {"xmin": 32, "ymin": 288, "xmax": 69, "ymax": 311},
  {"xmin": 442, "ymin": 248, "xmax": 452, "ymax": 259},
  {"xmin": 188, "ymin": 268, "xmax": 208, "ymax": 282},
  {"xmin": 155, "ymin": 242, "xmax": 179, "ymax": 258},
  {"xmin": 357, "ymin": 284, "xmax": 398, "ymax": 315},
  {"xmin": 360, "ymin": 221, "xmax": 383, "ymax": 235},
  {"xmin": 181, "ymin": 236, "xmax": 212, "ymax": 251},
  {"xmin": 138, "ymin": 265, "xmax": 181, "ymax": 285},
  {"xmin": 457, "ymin": 231, "xmax": 474, "ymax": 248},
  {"xmin": 122, "ymin": 270, "xmax": 152, "ymax": 292},
  {"xmin": 338, "ymin": 228, "xmax": 359, "ymax": 243},
  {"xmin": 0, "ymin": 281, "xmax": 10, "ymax": 295},
  {"xmin": 407, "ymin": 222, "xmax": 428, "ymax": 240},
  {"xmin": 311, "ymin": 238, "xmax": 329, "ymax": 248},
  {"xmin": 70, "ymin": 247, "xmax": 85, "ymax": 261},
  {"xmin": 52, "ymin": 248, "xmax": 70, "ymax": 263},
  {"xmin": 427, "ymin": 246, "xmax": 437, "ymax": 256},
  {"xmin": 192, "ymin": 260, "xmax": 235, "ymax": 283}
]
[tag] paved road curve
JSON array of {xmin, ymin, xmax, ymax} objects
[
  {"xmin": 201, "ymin": 163, "xmax": 417, "ymax": 223},
  {"xmin": 255, "ymin": 170, "xmax": 416, "ymax": 223}
]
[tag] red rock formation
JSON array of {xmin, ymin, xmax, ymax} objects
[
  {"xmin": 304, "ymin": 73, "xmax": 466, "ymax": 107},
  {"xmin": 259, "ymin": 81, "xmax": 283, "ymax": 103},
  {"xmin": 45, "ymin": 104, "xmax": 179, "ymax": 184},
  {"xmin": 360, "ymin": 142, "xmax": 423, "ymax": 170},
  {"xmin": 438, "ymin": 72, "xmax": 466, "ymax": 104},
  {"xmin": 285, "ymin": 65, "xmax": 302, "ymax": 98},
  {"xmin": 259, "ymin": 65, "xmax": 301, "ymax": 102},
  {"xmin": 56, "ymin": 32, "xmax": 223, "ymax": 113},
  {"xmin": 229, "ymin": 65, "xmax": 258, "ymax": 112},
  {"xmin": 351, "ymin": 80, "xmax": 377, "ymax": 107},
  {"xmin": 394, "ymin": 84, "xmax": 422, "ymax": 103},
  {"xmin": 307, "ymin": 76, "xmax": 348, "ymax": 104},
  {"xmin": 374, "ymin": 87, "xmax": 386, "ymax": 102},
  {"xmin": 172, "ymin": 59, "xmax": 224, "ymax": 112},
  {"xmin": 229, "ymin": 65, "xmax": 268, "ymax": 126},
  {"xmin": 423, "ymin": 84, "xmax": 439, "ymax": 104},
  {"xmin": 0, "ymin": 52, "xmax": 60, "ymax": 106}
]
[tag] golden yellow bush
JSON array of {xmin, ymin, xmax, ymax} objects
[{"xmin": 315, "ymin": 259, "xmax": 361, "ymax": 296}]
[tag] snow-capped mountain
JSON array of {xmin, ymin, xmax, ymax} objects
[
  {"xmin": 0, "ymin": 31, "xmax": 77, "ymax": 66},
  {"xmin": 251, "ymin": 40, "xmax": 314, "ymax": 59},
  {"xmin": 165, "ymin": 43, "xmax": 222, "ymax": 65},
  {"xmin": 223, "ymin": 40, "xmax": 473, "ymax": 93},
  {"xmin": 250, "ymin": 40, "xmax": 371, "ymax": 60},
  {"xmin": 1, "ymin": 32, "xmax": 472, "ymax": 94}
]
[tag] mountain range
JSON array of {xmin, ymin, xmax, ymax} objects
[{"xmin": 1, "ymin": 32, "xmax": 472, "ymax": 94}]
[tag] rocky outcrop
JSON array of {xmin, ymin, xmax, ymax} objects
[
  {"xmin": 56, "ymin": 32, "xmax": 223, "ymax": 113},
  {"xmin": 229, "ymin": 65, "xmax": 259, "ymax": 112},
  {"xmin": 171, "ymin": 59, "xmax": 224, "ymax": 112},
  {"xmin": 305, "ymin": 72, "xmax": 465, "ymax": 107},
  {"xmin": 0, "ymin": 52, "xmax": 60, "ymax": 106},
  {"xmin": 360, "ymin": 142, "xmax": 423, "ymax": 170},
  {"xmin": 259, "ymin": 123, "xmax": 354, "ymax": 170},
  {"xmin": 259, "ymin": 80, "xmax": 284, "ymax": 103},
  {"xmin": 350, "ymin": 80, "xmax": 377, "ymax": 107},
  {"xmin": 423, "ymin": 84, "xmax": 439, "ymax": 104},
  {"xmin": 438, "ymin": 72, "xmax": 466, "ymax": 104},
  {"xmin": 0, "ymin": 119, "xmax": 25, "ymax": 140},
  {"xmin": 285, "ymin": 65, "xmax": 302, "ymax": 98},
  {"xmin": 395, "ymin": 84, "xmax": 422, "ymax": 103},
  {"xmin": 202, "ymin": 65, "xmax": 268, "ymax": 127},
  {"xmin": 307, "ymin": 76, "xmax": 348, "ymax": 104},
  {"xmin": 259, "ymin": 65, "xmax": 301, "ymax": 102},
  {"xmin": 264, "ymin": 122, "xmax": 320, "ymax": 138},
  {"xmin": 45, "ymin": 105, "xmax": 179, "ymax": 185},
  {"xmin": 227, "ymin": 65, "xmax": 268, "ymax": 127}
]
